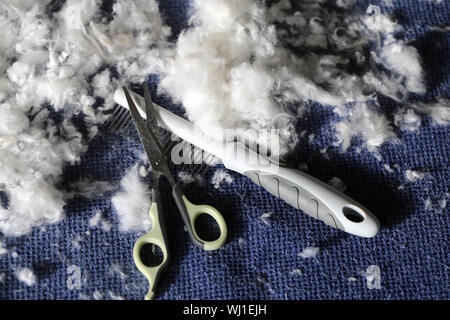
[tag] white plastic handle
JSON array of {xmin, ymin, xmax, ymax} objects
[{"xmin": 221, "ymin": 142, "xmax": 380, "ymax": 238}]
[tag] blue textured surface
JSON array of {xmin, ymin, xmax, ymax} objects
[{"xmin": 0, "ymin": 0, "xmax": 449, "ymax": 300}]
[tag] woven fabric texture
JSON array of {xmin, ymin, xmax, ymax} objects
[{"xmin": 0, "ymin": 0, "xmax": 448, "ymax": 300}]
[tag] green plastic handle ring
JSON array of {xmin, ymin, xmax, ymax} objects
[
  {"xmin": 181, "ymin": 196, "xmax": 228, "ymax": 251},
  {"xmin": 132, "ymin": 202, "xmax": 168, "ymax": 300}
]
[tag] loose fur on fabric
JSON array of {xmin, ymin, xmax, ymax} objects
[
  {"xmin": 0, "ymin": 0, "xmax": 448, "ymax": 300},
  {"xmin": 299, "ymin": 246, "xmax": 320, "ymax": 258},
  {"xmin": 0, "ymin": 0, "xmax": 448, "ymax": 238},
  {"xmin": 211, "ymin": 168, "xmax": 234, "ymax": 189},
  {"xmin": 0, "ymin": 0, "xmax": 169, "ymax": 236},
  {"xmin": 15, "ymin": 267, "xmax": 36, "ymax": 286},
  {"xmin": 111, "ymin": 165, "xmax": 152, "ymax": 233},
  {"xmin": 159, "ymin": 0, "xmax": 448, "ymax": 154}
]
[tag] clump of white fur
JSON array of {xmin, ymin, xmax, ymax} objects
[
  {"xmin": 111, "ymin": 165, "xmax": 152, "ymax": 232},
  {"xmin": 159, "ymin": 0, "xmax": 299, "ymax": 157},
  {"xmin": 89, "ymin": 210, "xmax": 112, "ymax": 232},
  {"xmin": 334, "ymin": 103, "xmax": 397, "ymax": 151},
  {"xmin": 299, "ymin": 246, "xmax": 320, "ymax": 258},
  {"xmin": 405, "ymin": 170, "xmax": 426, "ymax": 182},
  {"xmin": 211, "ymin": 169, "xmax": 234, "ymax": 189},
  {"xmin": 159, "ymin": 0, "xmax": 432, "ymax": 156},
  {"xmin": 0, "ymin": 0, "xmax": 169, "ymax": 236},
  {"xmin": 417, "ymin": 99, "xmax": 450, "ymax": 126},
  {"xmin": 15, "ymin": 267, "xmax": 36, "ymax": 286}
]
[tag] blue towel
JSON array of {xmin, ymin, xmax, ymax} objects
[{"xmin": 0, "ymin": 0, "xmax": 448, "ymax": 299}]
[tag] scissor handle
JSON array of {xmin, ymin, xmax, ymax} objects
[
  {"xmin": 172, "ymin": 184, "xmax": 227, "ymax": 251},
  {"xmin": 132, "ymin": 189, "xmax": 169, "ymax": 300}
]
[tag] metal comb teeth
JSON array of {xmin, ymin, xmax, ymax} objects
[
  {"xmin": 103, "ymin": 105, "xmax": 218, "ymax": 179},
  {"xmin": 104, "ymin": 106, "xmax": 136, "ymax": 137}
]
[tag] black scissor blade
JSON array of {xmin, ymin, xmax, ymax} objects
[
  {"xmin": 123, "ymin": 87, "xmax": 176, "ymax": 186},
  {"xmin": 143, "ymin": 84, "xmax": 160, "ymax": 139},
  {"xmin": 123, "ymin": 88, "xmax": 163, "ymax": 164}
]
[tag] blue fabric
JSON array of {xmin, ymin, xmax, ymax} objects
[{"xmin": 0, "ymin": 0, "xmax": 448, "ymax": 300}]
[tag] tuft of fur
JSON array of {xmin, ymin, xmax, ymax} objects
[
  {"xmin": 334, "ymin": 103, "xmax": 397, "ymax": 151},
  {"xmin": 299, "ymin": 246, "xmax": 320, "ymax": 258},
  {"xmin": 211, "ymin": 169, "xmax": 234, "ymax": 189},
  {"xmin": 111, "ymin": 165, "xmax": 152, "ymax": 233},
  {"xmin": 0, "ymin": 0, "xmax": 169, "ymax": 236},
  {"xmin": 15, "ymin": 267, "xmax": 36, "ymax": 286},
  {"xmin": 159, "ymin": 0, "xmax": 431, "ymax": 156},
  {"xmin": 405, "ymin": 170, "xmax": 426, "ymax": 182}
]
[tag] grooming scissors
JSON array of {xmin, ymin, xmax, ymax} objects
[{"xmin": 123, "ymin": 86, "xmax": 227, "ymax": 300}]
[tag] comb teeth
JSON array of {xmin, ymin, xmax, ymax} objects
[{"xmin": 104, "ymin": 105, "xmax": 218, "ymax": 180}]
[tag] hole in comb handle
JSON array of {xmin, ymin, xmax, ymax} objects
[{"xmin": 342, "ymin": 207, "xmax": 364, "ymax": 223}]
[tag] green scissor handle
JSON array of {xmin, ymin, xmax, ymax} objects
[
  {"xmin": 172, "ymin": 183, "xmax": 228, "ymax": 251},
  {"xmin": 182, "ymin": 195, "xmax": 228, "ymax": 251},
  {"xmin": 133, "ymin": 190, "xmax": 169, "ymax": 300},
  {"xmin": 133, "ymin": 188, "xmax": 227, "ymax": 300}
]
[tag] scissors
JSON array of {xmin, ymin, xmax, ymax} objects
[{"xmin": 123, "ymin": 86, "xmax": 228, "ymax": 300}]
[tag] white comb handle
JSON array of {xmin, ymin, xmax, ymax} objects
[{"xmin": 221, "ymin": 142, "xmax": 380, "ymax": 238}]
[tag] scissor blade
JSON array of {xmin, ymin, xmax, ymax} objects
[
  {"xmin": 143, "ymin": 85, "xmax": 160, "ymax": 140},
  {"xmin": 123, "ymin": 87, "xmax": 175, "ymax": 185}
]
